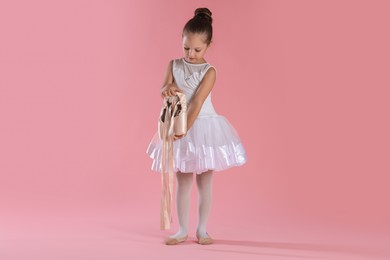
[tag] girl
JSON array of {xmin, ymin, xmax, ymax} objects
[{"xmin": 146, "ymin": 7, "xmax": 247, "ymax": 245}]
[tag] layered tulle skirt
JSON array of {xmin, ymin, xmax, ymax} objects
[{"xmin": 146, "ymin": 114, "xmax": 248, "ymax": 174}]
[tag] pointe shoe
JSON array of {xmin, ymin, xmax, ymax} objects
[
  {"xmin": 196, "ymin": 232, "xmax": 214, "ymax": 245},
  {"xmin": 164, "ymin": 235, "xmax": 188, "ymax": 245}
]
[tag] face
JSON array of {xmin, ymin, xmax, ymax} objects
[{"xmin": 182, "ymin": 32, "xmax": 210, "ymax": 64}]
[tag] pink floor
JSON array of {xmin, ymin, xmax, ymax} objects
[{"xmin": 2, "ymin": 205, "xmax": 389, "ymax": 260}]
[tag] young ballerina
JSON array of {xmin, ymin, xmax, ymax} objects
[{"xmin": 146, "ymin": 7, "xmax": 248, "ymax": 245}]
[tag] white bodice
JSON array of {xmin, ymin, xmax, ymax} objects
[{"xmin": 172, "ymin": 58, "xmax": 217, "ymax": 116}]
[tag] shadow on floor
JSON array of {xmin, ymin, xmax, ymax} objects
[
  {"xmin": 105, "ymin": 224, "xmax": 390, "ymax": 259},
  {"xmin": 204, "ymin": 239, "xmax": 390, "ymax": 259}
]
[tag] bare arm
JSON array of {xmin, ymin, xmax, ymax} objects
[
  {"xmin": 174, "ymin": 67, "xmax": 216, "ymax": 140},
  {"xmin": 160, "ymin": 60, "xmax": 182, "ymax": 98}
]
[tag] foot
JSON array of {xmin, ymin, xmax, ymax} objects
[
  {"xmin": 164, "ymin": 230, "xmax": 188, "ymax": 245},
  {"xmin": 196, "ymin": 230, "xmax": 213, "ymax": 245}
]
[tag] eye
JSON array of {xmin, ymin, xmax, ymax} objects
[
  {"xmin": 184, "ymin": 47, "xmax": 189, "ymax": 50},
  {"xmin": 195, "ymin": 49, "xmax": 201, "ymax": 52}
]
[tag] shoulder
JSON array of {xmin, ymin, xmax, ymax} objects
[
  {"xmin": 199, "ymin": 66, "xmax": 216, "ymax": 86},
  {"xmin": 166, "ymin": 58, "xmax": 182, "ymax": 70},
  {"xmin": 173, "ymin": 57, "xmax": 184, "ymax": 64},
  {"xmin": 202, "ymin": 64, "xmax": 217, "ymax": 78},
  {"xmin": 170, "ymin": 57, "xmax": 184, "ymax": 69}
]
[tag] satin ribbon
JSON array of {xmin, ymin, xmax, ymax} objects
[{"xmin": 160, "ymin": 96, "xmax": 180, "ymax": 230}]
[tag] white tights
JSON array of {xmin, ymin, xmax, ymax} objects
[{"xmin": 169, "ymin": 170, "xmax": 213, "ymax": 239}]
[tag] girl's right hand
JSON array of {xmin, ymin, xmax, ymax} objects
[{"xmin": 161, "ymin": 82, "xmax": 183, "ymax": 97}]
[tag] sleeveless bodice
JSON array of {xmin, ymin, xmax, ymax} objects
[{"xmin": 172, "ymin": 58, "xmax": 217, "ymax": 116}]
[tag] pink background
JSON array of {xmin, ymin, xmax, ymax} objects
[{"xmin": 1, "ymin": 0, "xmax": 389, "ymax": 259}]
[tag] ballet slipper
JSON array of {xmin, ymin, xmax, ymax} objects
[
  {"xmin": 164, "ymin": 235, "xmax": 188, "ymax": 245},
  {"xmin": 196, "ymin": 232, "xmax": 213, "ymax": 245}
]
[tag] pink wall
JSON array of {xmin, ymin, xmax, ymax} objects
[{"xmin": 0, "ymin": 0, "xmax": 389, "ymax": 235}]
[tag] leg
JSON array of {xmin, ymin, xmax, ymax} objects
[
  {"xmin": 196, "ymin": 170, "xmax": 214, "ymax": 239},
  {"xmin": 168, "ymin": 171, "xmax": 193, "ymax": 239}
]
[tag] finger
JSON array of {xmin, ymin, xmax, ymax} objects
[
  {"xmin": 172, "ymin": 86, "xmax": 182, "ymax": 92},
  {"xmin": 173, "ymin": 90, "xmax": 182, "ymax": 95}
]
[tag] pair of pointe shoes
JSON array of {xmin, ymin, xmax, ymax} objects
[{"xmin": 164, "ymin": 233, "xmax": 213, "ymax": 245}]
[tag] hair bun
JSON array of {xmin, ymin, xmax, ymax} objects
[{"xmin": 194, "ymin": 8, "xmax": 212, "ymax": 24}]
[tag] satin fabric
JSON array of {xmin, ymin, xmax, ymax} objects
[{"xmin": 158, "ymin": 93, "xmax": 187, "ymax": 230}]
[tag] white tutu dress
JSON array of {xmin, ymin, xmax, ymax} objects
[{"xmin": 146, "ymin": 57, "xmax": 247, "ymax": 174}]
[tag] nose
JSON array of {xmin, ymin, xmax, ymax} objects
[{"xmin": 188, "ymin": 49, "xmax": 194, "ymax": 57}]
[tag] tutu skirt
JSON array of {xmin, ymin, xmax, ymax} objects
[{"xmin": 146, "ymin": 114, "xmax": 247, "ymax": 174}]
